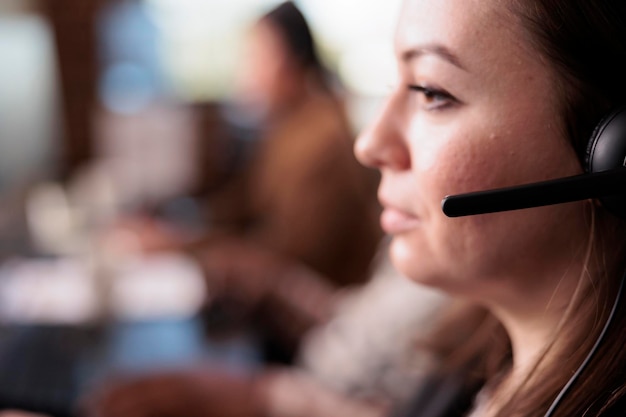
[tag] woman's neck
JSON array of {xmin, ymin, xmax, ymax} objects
[{"xmin": 486, "ymin": 260, "xmax": 588, "ymax": 389}]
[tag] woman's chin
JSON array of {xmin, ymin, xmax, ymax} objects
[{"xmin": 389, "ymin": 237, "xmax": 433, "ymax": 284}]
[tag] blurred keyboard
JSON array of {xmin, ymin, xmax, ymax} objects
[
  {"xmin": 0, "ymin": 317, "xmax": 262, "ymax": 417},
  {"xmin": 0, "ymin": 324, "xmax": 102, "ymax": 417}
]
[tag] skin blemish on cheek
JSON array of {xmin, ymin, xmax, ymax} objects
[{"xmin": 438, "ymin": 151, "xmax": 482, "ymax": 196}]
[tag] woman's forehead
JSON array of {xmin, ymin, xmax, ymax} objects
[{"xmin": 394, "ymin": 0, "xmax": 528, "ymax": 73}]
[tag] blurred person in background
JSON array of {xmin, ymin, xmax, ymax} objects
[{"xmin": 108, "ymin": 0, "xmax": 383, "ymax": 363}]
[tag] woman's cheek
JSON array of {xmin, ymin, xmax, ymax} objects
[{"xmin": 417, "ymin": 139, "xmax": 494, "ymax": 208}]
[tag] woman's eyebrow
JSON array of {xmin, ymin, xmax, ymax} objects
[{"xmin": 401, "ymin": 44, "xmax": 468, "ymax": 72}]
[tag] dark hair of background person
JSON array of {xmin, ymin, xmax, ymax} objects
[
  {"xmin": 259, "ymin": 1, "xmax": 333, "ymax": 89},
  {"xmin": 423, "ymin": 1, "xmax": 626, "ymax": 416}
]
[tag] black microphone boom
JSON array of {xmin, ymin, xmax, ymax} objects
[{"xmin": 441, "ymin": 168, "xmax": 626, "ymax": 217}]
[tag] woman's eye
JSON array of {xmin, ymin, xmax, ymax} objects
[{"xmin": 407, "ymin": 85, "xmax": 457, "ymax": 110}]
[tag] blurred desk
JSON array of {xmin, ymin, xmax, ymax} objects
[
  {"xmin": 0, "ymin": 253, "xmax": 263, "ymax": 417},
  {"xmin": 0, "ymin": 317, "xmax": 262, "ymax": 417}
]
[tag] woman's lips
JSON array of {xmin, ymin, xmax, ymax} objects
[{"xmin": 380, "ymin": 206, "xmax": 420, "ymax": 234}]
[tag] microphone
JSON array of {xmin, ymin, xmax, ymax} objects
[{"xmin": 441, "ymin": 168, "xmax": 626, "ymax": 217}]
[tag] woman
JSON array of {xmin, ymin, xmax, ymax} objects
[
  {"xmin": 196, "ymin": 0, "xmax": 382, "ymax": 361},
  {"xmin": 110, "ymin": 0, "xmax": 382, "ymax": 361},
  {"xmin": 355, "ymin": 0, "xmax": 626, "ymax": 416}
]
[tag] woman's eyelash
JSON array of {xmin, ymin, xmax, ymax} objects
[
  {"xmin": 406, "ymin": 84, "xmax": 460, "ymax": 110},
  {"xmin": 407, "ymin": 85, "xmax": 454, "ymax": 101}
]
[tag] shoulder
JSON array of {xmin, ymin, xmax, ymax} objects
[
  {"xmin": 290, "ymin": 89, "xmax": 354, "ymax": 143},
  {"xmin": 279, "ymin": 92, "xmax": 357, "ymax": 167}
]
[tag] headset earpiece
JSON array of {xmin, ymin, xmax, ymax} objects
[
  {"xmin": 584, "ymin": 106, "xmax": 626, "ymax": 218},
  {"xmin": 585, "ymin": 106, "xmax": 626, "ymax": 173}
]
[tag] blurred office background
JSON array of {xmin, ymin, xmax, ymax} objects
[
  {"xmin": 0, "ymin": 0, "xmax": 400, "ymax": 220},
  {"xmin": 0, "ymin": 1, "xmax": 402, "ymax": 415},
  {"xmin": 0, "ymin": 0, "xmax": 403, "ymax": 295}
]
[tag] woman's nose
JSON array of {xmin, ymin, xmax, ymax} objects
[{"xmin": 354, "ymin": 96, "xmax": 411, "ymax": 171}]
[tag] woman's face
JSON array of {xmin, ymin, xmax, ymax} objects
[
  {"xmin": 235, "ymin": 20, "xmax": 292, "ymax": 112},
  {"xmin": 355, "ymin": 0, "xmax": 589, "ymax": 302}
]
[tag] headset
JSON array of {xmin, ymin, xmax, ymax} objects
[{"xmin": 440, "ymin": 107, "xmax": 626, "ymax": 417}]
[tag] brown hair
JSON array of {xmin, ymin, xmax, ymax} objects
[
  {"xmin": 427, "ymin": 1, "xmax": 626, "ymax": 416},
  {"xmin": 506, "ymin": 2, "xmax": 626, "ymax": 415},
  {"xmin": 259, "ymin": 1, "xmax": 333, "ymax": 90}
]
